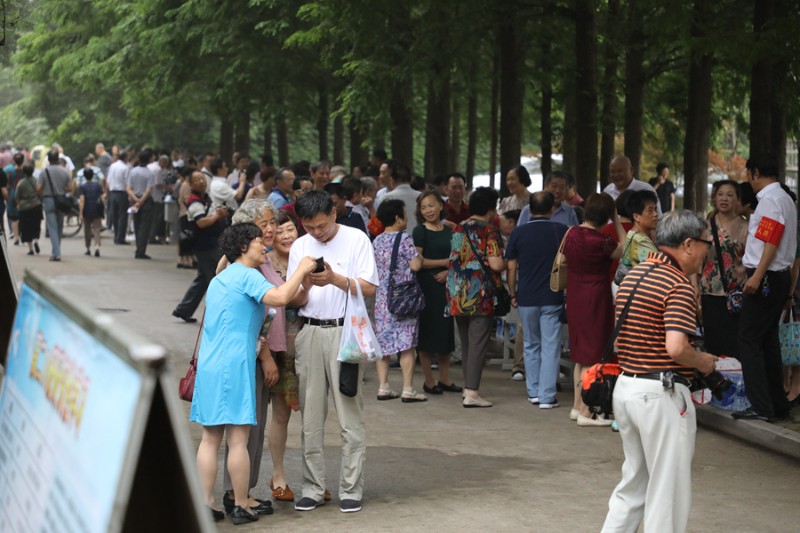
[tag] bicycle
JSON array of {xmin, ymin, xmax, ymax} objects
[{"xmin": 62, "ymin": 198, "xmax": 83, "ymax": 238}]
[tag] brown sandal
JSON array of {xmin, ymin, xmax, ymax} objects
[{"xmin": 271, "ymin": 480, "xmax": 295, "ymax": 501}]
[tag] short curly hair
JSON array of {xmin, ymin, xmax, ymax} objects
[{"xmin": 218, "ymin": 223, "xmax": 262, "ymax": 263}]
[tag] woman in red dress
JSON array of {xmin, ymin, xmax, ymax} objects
[{"xmin": 563, "ymin": 193, "xmax": 626, "ymax": 427}]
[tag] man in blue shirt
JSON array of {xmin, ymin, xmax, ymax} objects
[
  {"xmin": 268, "ymin": 168, "xmax": 295, "ymax": 209},
  {"xmin": 517, "ymin": 171, "xmax": 579, "ymax": 227},
  {"xmin": 506, "ymin": 191, "xmax": 568, "ymax": 408}
]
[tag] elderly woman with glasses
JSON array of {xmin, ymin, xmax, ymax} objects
[{"xmin": 192, "ymin": 216, "xmax": 316, "ymax": 525}]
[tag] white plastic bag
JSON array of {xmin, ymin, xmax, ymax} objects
[{"xmin": 337, "ymin": 280, "xmax": 382, "ymax": 364}]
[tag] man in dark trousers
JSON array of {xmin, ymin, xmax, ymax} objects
[{"xmin": 734, "ymin": 154, "xmax": 797, "ymax": 421}]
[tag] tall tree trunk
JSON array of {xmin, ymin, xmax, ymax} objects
[
  {"xmin": 317, "ymin": 86, "xmax": 329, "ymax": 161},
  {"xmin": 488, "ymin": 48, "xmax": 500, "ymax": 190},
  {"xmin": 349, "ymin": 117, "xmax": 369, "ymax": 172},
  {"xmin": 424, "ymin": 76, "xmax": 451, "ymax": 178},
  {"xmin": 540, "ymin": 83, "xmax": 553, "ymax": 179},
  {"xmin": 498, "ymin": 18, "xmax": 523, "ymax": 197},
  {"xmin": 562, "ymin": 84, "xmax": 577, "ymax": 177},
  {"xmin": 574, "ymin": 0, "xmax": 599, "ymax": 199},
  {"xmin": 682, "ymin": 0, "xmax": 713, "ymax": 212},
  {"xmin": 234, "ymin": 109, "xmax": 250, "ymax": 154},
  {"xmin": 749, "ymin": 0, "xmax": 775, "ymax": 156},
  {"xmin": 623, "ymin": 0, "xmax": 645, "ymax": 177},
  {"xmin": 599, "ymin": 0, "xmax": 620, "ymax": 190},
  {"xmin": 220, "ymin": 117, "xmax": 234, "ymax": 167},
  {"xmin": 466, "ymin": 86, "xmax": 478, "ymax": 186},
  {"xmin": 451, "ymin": 95, "xmax": 461, "ymax": 173},
  {"xmin": 390, "ymin": 76, "xmax": 414, "ymax": 171},
  {"xmin": 333, "ymin": 114, "xmax": 345, "ymax": 166},
  {"xmin": 263, "ymin": 119, "xmax": 272, "ymax": 158},
  {"xmin": 276, "ymin": 112, "xmax": 289, "ymax": 167}
]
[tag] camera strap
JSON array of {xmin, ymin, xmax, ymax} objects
[{"xmin": 601, "ymin": 262, "xmax": 658, "ymax": 365}]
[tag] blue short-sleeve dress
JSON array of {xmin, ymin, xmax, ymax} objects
[{"xmin": 190, "ymin": 262, "xmax": 274, "ymax": 426}]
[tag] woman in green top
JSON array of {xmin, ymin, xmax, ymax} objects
[
  {"xmin": 616, "ymin": 190, "xmax": 659, "ymax": 284},
  {"xmin": 14, "ymin": 163, "xmax": 42, "ymax": 255}
]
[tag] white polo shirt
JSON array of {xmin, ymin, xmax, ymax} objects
[
  {"xmin": 743, "ymin": 181, "xmax": 798, "ymax": 270},
  {"xmin": 288, "ymin": 225, "xmax": 379, "ymax": 319},
  {"xmin": 603, "ymin": 178, "xmax": 663, "ymax": 215}
]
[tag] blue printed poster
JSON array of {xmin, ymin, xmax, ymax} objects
[{"xmin": 0, "ymin": 284, "xmax": 142, "ymax": 533}]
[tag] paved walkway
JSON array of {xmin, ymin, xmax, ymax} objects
[{"xmin": 5, "ymin": 232, "xmax": 800, "ymax": 531}]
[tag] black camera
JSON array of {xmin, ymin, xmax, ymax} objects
[{"xmin": 692, "ymin": 371, "xmax": 733, "ymax": 401}]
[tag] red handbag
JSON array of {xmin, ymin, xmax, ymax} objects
[{"xmin": 178, "ymin": 314, "xmax": 204, "ymax": 402}]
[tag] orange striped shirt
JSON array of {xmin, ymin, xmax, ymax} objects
[{"xmin": 615, "ymin": 252, "xmax": 697, "ymax": 378}]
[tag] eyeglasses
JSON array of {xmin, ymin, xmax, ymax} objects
[{"xmin": 691, "ymin": 237, "xmax": 713, "ymax": 246}]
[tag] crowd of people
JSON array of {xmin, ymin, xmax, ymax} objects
[{"xmin": 3, "ymin": 142, "xmax": 799, "ymax": 531}]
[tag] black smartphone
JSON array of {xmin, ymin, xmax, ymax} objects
[{"xmin": 314, "ymin": 257, "xmax": 325, "ymax": 273}]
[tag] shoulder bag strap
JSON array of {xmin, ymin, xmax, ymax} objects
[
  {"xmin": 44, "ymin": 169, "xmax": 56, "ymax": 197},
  {"xmin": 465, "ymin": 224, "xmax": 497, "ymax": 284},
  {"xmin": 190, "ymin": 310, "xmax": 206, "ymax": 364},
  {"xmin": 555, "ymin": 225, "xmax": 572, "ymax": 257},
  {"xmin": 390, "ymin": 232, "xmax": 402, "ymax": 277},
  {"xmin": 709, "ymin": 215, "xmax": 729, "ymax": 294},
  {"xmin": 601, "ymin": 261, "xmax": 658, "ymax": 364}
]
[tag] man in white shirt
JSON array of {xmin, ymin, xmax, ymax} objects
[
  {"xmin": 603, "ymin": 156, "xmax": 662, "ymax": 215},
  {"xmin": 106, "ymin": 152, "xmax": 130, "ymax": 243},
  {"xmin": 380, "ymin": 163, "xmax": 420, "ymax": 233},
  {"xmin": 734, "ymin": 154, "xmax": 797, "ymax": 422},
  {"xmin": 288, "ymin": 190, "xmax": 378, "ymax": 514},
  {"xmin": 207, "ymin": 158, "xmax": 238, "ymax": 211},
  {"xmin": 373, "ymin": 159, "xmax": 397, "ymax": 209}
]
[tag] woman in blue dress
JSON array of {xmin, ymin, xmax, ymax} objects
[{"xmin": 190, "ymin": 222, "xmax": 316, "ymax": 524}]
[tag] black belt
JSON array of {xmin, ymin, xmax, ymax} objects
[
  {"xmin": 746, "ymin": 267, "xmax": 789, "ymax": 275},
  {"xmin": 621, "ymin": 371, "xmax": 692, "ymax": 388},
  {"xmin": 304, "ymin": 317, "xmax": 345, "ymax": 328}
]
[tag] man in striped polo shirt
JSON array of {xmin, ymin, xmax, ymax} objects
[{"xmin": 602, "ymin": 211, "xmax": 718, "ymax": 533}]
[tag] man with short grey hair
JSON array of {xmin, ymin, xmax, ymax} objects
[
  {"xmin": 602, "ymin": 210, "xmax": 717, "ymax": 533},
  {"xmin": 38, "ymin": 150, "xmax": 72, "ymax": 261},
  {"xmin": 127, "ymin": 151, "xmax": 156, "ymax": 259}
]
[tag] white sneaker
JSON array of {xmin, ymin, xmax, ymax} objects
[
  {"xmin": 528, "ymin": 397, "xmax": 540, "ymax": 405},
  {"xmin": 539, "ymin": 401, "xmax": 559, "ymax": 409},
  {"xmin": 569, "ymin": 409, "xmax": 580, "ymax": 421},
  {"xmin": 511, "ymin": 371, "xmax": 525, "ymax": 381},
  {"xmin": 577, "ymin": 414, "xmax": 612, "ymax": 427}
]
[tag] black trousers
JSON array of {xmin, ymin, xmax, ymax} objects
[
  {"xmin": 701, "ymin": 294, "xmax": 740, "ymax": 358},
  {"xmin": 174, "ymin": 247, "xmax": 223, "ymax": 318},
  {"xmin": 737, "ymin": 269, "xmax": 792, "ymax": 417},
  {"xmin": 108, "ymin": 191, "xmax": 129, "ymax": 244},
  {"xmin": 133, "ymin": 198, "xmax": 155, "ymax": 256}
]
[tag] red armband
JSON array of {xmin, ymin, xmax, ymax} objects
[{"xmin": 755, "ymin": 216, "xmax": 785, "ymax": 246}]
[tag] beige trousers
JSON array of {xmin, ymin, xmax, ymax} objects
[{"xmin": 295, "ymin": 324, "xmax": 366, "ymax": 501}]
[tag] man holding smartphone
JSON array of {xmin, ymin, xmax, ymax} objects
[{"xmin": 288, "ymin": 190, "xmax": 378, "ymax": 514}]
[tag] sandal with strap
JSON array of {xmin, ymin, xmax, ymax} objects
[
  {"xmin": 377, "ymin": 388, "xmax": 400, "ymax": 401},
  {"xmin": 401, "ymin": 390, "xmax": 427, "ymax": 403}
]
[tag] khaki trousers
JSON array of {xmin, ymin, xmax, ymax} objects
[{"xmin": 295, "ymin": 324, "xmax": 366, "ymax": 501}]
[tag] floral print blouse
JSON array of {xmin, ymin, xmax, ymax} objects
[
  {"xmin": 700, "ymin": 215, "xmax": 748, "ymax": 296},
  {"xmin": 446, "ymin": 218, "xmax": 504, "ymax": 316}
]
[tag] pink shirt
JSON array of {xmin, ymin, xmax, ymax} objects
[{"xmin": 259, "ymin": 259, "xmax": 288, "ymax": 352}]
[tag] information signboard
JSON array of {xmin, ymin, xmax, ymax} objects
[{"xmin": 0, "ymin": 271, "xmax": 212, "ymax": 533}]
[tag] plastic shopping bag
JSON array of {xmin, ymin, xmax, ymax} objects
[
  {"xmin": 780, "ymin": 310, "xmax": 800, "ymax": 366},
  {"xmin": 337, "ymin": 280, "xmax": 382, "ymax": 364}
]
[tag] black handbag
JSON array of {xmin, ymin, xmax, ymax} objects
[
  {"xmin": 465, "ymin": 226, "xmax": 511, "ymax": 317},
  {"xmin": 45, "ymin": 169, "xmax": 73, "ymax": 214},
  {"xmin": 387, "ymin": 232, "xmax": 426, "ymax": 317}
]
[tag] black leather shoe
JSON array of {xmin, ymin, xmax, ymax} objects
[
  {"xmin": 438, "ymin": 381, "xmax": 463, "ymax": 393},
  {"xmin": 223, "ymin": 491, "xmax": 235, "ymax": 514},
  {"xmin": 209, "ymin": 507, "xmax": 224, "ymax": 522},
  {"xmin": 230, "ymin": 505, "xmax": 259, "ymax": 525},
  {"xmin": 423, "ymin": 383, "xmax": 443, "ymax": 395},
  {"xmin": 253, "ymin": 498, "xmax": 274, "ymax": 515},
  {"xmin": 172, "ymin": 310, "xmax": 197, "ymax": 323},
  {"xmin": 731, "ymin": 408, "xmax": 768, "ymax": 421}
]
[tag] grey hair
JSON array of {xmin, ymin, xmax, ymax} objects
[
  {"xmin": 361, "ymin": 176, "xmax": 378, "ymax": 191},
  {"xmin": 655, "ymin": 210, "xmax": 708, "ymax": 248},
  {"xmin": 232, "ymin": 198, "xmax": 277, "ymax": 225}
]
